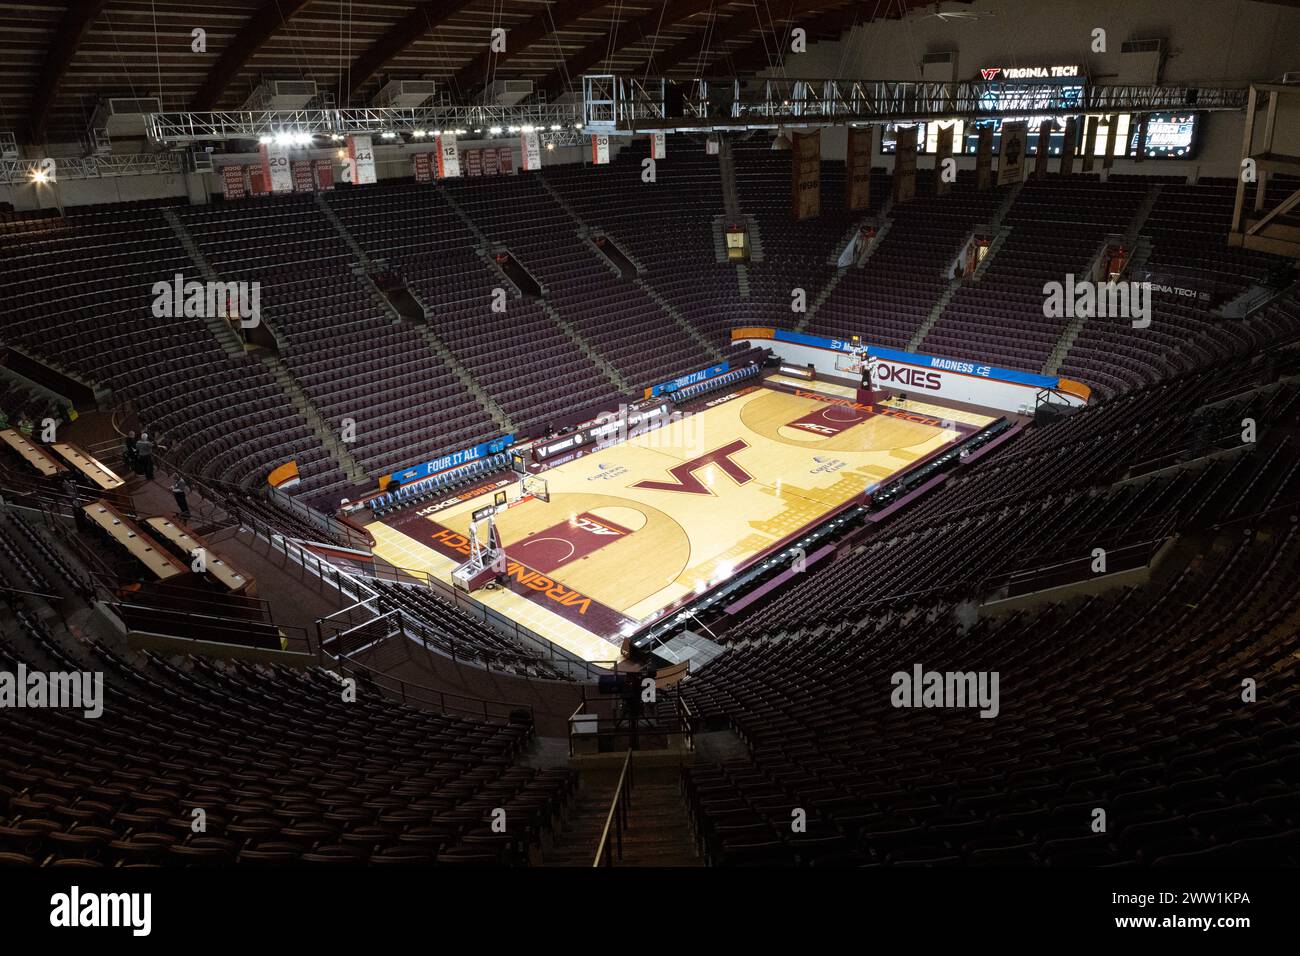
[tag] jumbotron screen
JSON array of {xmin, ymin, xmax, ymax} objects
[
  {"xmin": 1132, "ymin": 112, "xmax": 1200, "ymax": 158},
  {"xmin": 881, "ymin": 111, "xmax": 1201, "ymax": 160}
]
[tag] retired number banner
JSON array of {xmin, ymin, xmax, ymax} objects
[
  {"xmin": 437, "ymin": 134, "xmax": 461, "ymax": 178},
  {"xmin": 260, "ymin": 143, "xmax": 293, "ymax": 194},
  {"xmin": 521, "ymin": 131, "xmax": 541, "ymax": 171},
  {"xmin": 346, "ymin": 134, "xmax": 377, "ymax": 185}
]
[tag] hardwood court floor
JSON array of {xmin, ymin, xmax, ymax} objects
[{"xmin": 368, "ymin": 384, "xmax": 994, "ymax": 662}]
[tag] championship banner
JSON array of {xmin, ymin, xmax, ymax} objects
[
  {"xmin": 220, "ymin": 165, "xmax": 247, "ymax": 200},
  {"xmin": 893, "ymin": 126, "xmax": 917, "ymax": 203},
  {"xmin": 521, "ymin": 131, "xmax": 542, "ymax": 171},
  {"xmin": 346, "ymin": 134, "xmax": 377, "ymax": 185},
  {"xmin": 437, "ymin": 134, "xmax": 461, "ymax": 178},
  {"xmin": 259, "ymin": 142, "xmax": 293, "ymax": 194},
  {"xmin": 976, "ymin": 126, "xmax": 993, "ymax": 190},
  {"xmin": 248, "ymin": 164, "xmax": 268, "ymax": 195},
  {"xmin": 846, "ymin": 126, "xmax": 872, "ymax": 211},
  {"xmin": 313, "ymin": 159, "xmax": 333, "ymax": 191},
  {"xmin": 1060, "ymin": 118, "xmax": 1078, "ymax": 176},
  {"xmin": 291, "ymin": 159, "xmax": 314, "ymax": 193},
  {"xmin": 466, "ymin": 148, "xmax": 483, "ymax": 177},
  {"xmin": 997, "ymin": 121, "xmax": 1027, "ymax": 186},
  {"xmin": 483, "ymin": 148, "xmax": 499, "ymax": 176},
  {"xmin": 791, "ymin": 131, "xmax": 822, "ymax": 220},
  {"xmin": 652, "ymin": 133, "xmax": 666, "ymax": 160},
  {"xmin": 412, "ymin": 151, "xmax": 433, "ymax": 183},
  {"xmin": 592, "ymin": 134, "xmax": 610, "ymax": 165},
  {"xmin": 498, "ymin": 145, "xmax": 513, "ymax": 174},
  {"xmin": 1082, "ymin": 116, "xmax": 1099, "ymax": 172},
  {"xmin": 1034, "ymin": 120, "xmax": 1052, "ymax": 178},
  {"xmin": 934, "ymin": 124, "xmax": 954, "ymax": 196},
  {"xmin": 410, "ymin": 152, "xmax": 428, "ymax": 183}
]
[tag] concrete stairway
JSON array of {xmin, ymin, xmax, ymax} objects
[
  {"xmin": 634, "ymin": 276, "xmax": 725, "ymax": 361},
  {"xmin": 162, "ymin": 209, "xmax": 248, "ymax": 359},
  {"xmin": 910, "ymin": 276, "xmax": 962, "ymax": 352},
  {"xmin": 540, "ymin": 179, "xmax": 724, "ymax": 363},
  {"xmin": 538, "ymin": 177, "xmax": 591, "ymax": 230},
  {"xmin": 438, "ymin": 183, "xmax": 490, "ymax": 244},
  {"xmin": 1126, "ymin": 183, "xmax": 1164, "ymax": 244},
  {"xmin": 711, "ymin": 215, "xmax": 729, "ymax": 262},
  {"xmin": 1042, "ymin": 312, "xmax": 1089, "ymax": 377},
  {"xmin": 991, "ymin": 180, "xmax": 1024, "ymax": 229},
  {"xmin": 717, "ymin": 137, "xmax": 743, "ymax": 221},
  {"xmin": 257, "ymin": 353, "xmax": 367, "ymax": 485},
  {"xmin": 745, "ymin": 214, "xmax": 765, "ymax": 262},
  {"xmin": 412, "ymin": 322, "xmax": 514, "ymax": 434},
  {"xmin": 795, "ymin": 274, "xmax": 844, "ymax": 332},
  {"xmin": 799, "ymin": 220, "xmax": 894, "ymax": 332},
  {"xmin": 540, "ymin": 300, "xmax": 631, "ymax": 393},
  {"xmin": 965, "ymin": 181, "xmax": 1025, "ymax": 284},
  {"xmin": 545, "ymin": 777, "xmax": 701, "ymax": 867},
  {"xmin": 315, "ymin": 192, "xmax": 375, "ymax": 270}
]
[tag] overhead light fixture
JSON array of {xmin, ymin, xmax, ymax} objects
[
  {"xmin": 550, "ymin": 125, "xmax": 561, "ymax": 132},
  {"xmin": 258, "ymin": 135, "xmax": 273, "ymax": 145},
  {"xmin": 490, "ymin": 126, "xmax": 504, "ymax": 135},
  {"xmin": 30, "ymin": 168, "xmax": 48, "ymax": 185},
  {"xmin": 771, "ymin": 131, "xmax": 792, "ymax": 150},
  {"xmin": 413, "ymin": 129, "xmax": 426, "ymax": 138}
]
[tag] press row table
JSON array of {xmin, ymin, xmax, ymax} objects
[
  {"xmin": 143, "ymin": 516, "xmax": 252, "ymax": 593},
  {"xmin": 52, "ymin": 442, "xmax": 125, "ymax": 490},
  {"xmin": 0, "ymin": 428, "xmax": 67, "ymax": 478},
  {"xmin": 81, "ymin": 500, "xmax": 187, "ymax": 580}
]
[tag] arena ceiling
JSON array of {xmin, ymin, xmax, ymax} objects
[{"xmin": 0, "ymin": 0, "xmax": 984, "ymax": 145}]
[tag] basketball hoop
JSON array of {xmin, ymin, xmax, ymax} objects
[
  {"xmin": 452, "ymin": 507, "xmax": 507, "ymax": 592},
  {"xmin": 519, "ymin": 473, "xmax": 549, "ymax": 503},
  {"xmin": 834, "ymin": 344, "xmax": 868, "ymax": 375}
]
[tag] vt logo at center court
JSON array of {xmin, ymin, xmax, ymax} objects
[{"xmin": 633, "ymin": 439, "xmax": 753, "ymax": 495}]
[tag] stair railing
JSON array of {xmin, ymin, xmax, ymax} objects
[{"xmin": 592, "ymin": 748, "xmax": 635, "ymax": 867}]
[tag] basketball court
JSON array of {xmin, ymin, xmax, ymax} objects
[{"xmin": 367, "ymin": 381, "xmax": 996, "ymax": 661}]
